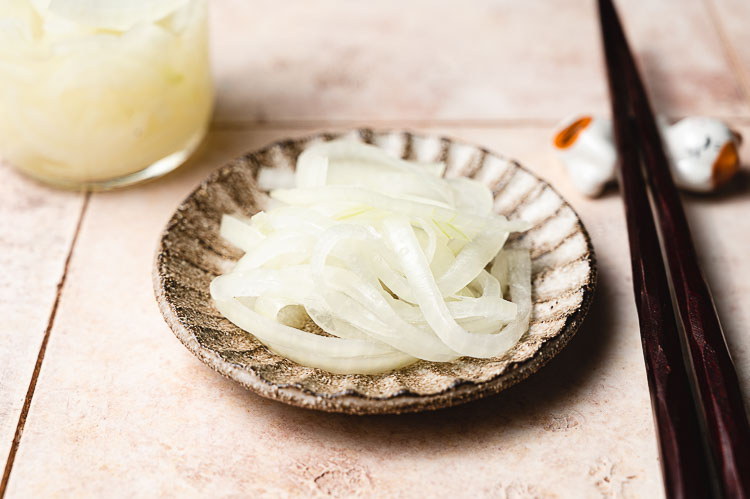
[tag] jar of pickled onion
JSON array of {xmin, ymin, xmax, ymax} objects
[{"xmin": 0, "ymin": 0, "xmax": 213, "ymax": 189}]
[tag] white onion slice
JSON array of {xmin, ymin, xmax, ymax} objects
[
  {"xmin": 382, "ymin": 216, "xmax": 529, "ymax": 358},
  {"xmin": 272, "ymin": 186, "xmax": 528, "ymax": 236},
  {"xmin": 213, "ymin": 298, "xmax": 414, "ymax": 374},
  {"xmin": 436, "ymin": 224, "xmax": 510, "ymax": 296},
  {"xmin": 297, "ymin": 140, "xmax": 451, "ymax": 203},
  {"xmin": 210, "ymin": 140, "xmax": 532, "ymax": 374},
  {"xmin": 257, "ymin": 167, "xmax": 296, "ymax": 191},
  {"xmin": 309, "ymin": 225, "xmax": 460, "ymax": 361},
  {"xmin": 447, "ymin": 177, "xmax": 494, "ymax": 216},
  {"xmin": 232, "ymin": 233, "xmax": 315, "ymax": 272},
  {"xmin": 220, "ymin": 214, "xmax": 263, "ymax": 253}
]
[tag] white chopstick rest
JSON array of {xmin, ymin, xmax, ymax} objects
[
  {"xmin": 664, "ymin": 117, "xmax": 742, "ymax": 193},
  {"xmin": 552, "ymin": 114, "xmax": 617, "ymax": 197},
  {"xmin": 553, "ymin": 115, "xmax": 742, "ymax": 196}
]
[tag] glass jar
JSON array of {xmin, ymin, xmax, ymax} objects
[{"xmin": 0, "ymin": 0, "xmax": 213, "ymax": 189}]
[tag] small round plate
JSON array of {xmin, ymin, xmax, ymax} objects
[{"xmin": 153, "ymin": 129, "xmax": 596, "ymax": 415}]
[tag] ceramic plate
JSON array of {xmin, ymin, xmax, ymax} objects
[{"xmin": 153, "ymin": 129, "xmax": 596, "ymax": 414}]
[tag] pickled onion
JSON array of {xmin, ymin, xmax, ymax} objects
[{"xmin": 210, "ymin": 140, "xmax": 532, "ymax": 374}]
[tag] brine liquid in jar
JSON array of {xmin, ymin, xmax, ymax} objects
[{"xmin": 0, "ymin": 0, "xmax": 213, "ymax": 189}]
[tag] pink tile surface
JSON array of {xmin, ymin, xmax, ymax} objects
[
  {"xmin": 209, "ymin": 0, "xmax": 746, "ymax": 123},
  {"xmin": 1, "ymin": 127, "xmax": 663, "ymax": 497},
  {"xmin": 710, "ymin": 0, "xmax": 750, "ymax": 103},
  {"xmin": 4, "ymin": 123, "xmax": 750, "ymax": 497},
  {"xmin": 621, "ymin": 0, "xmax": 747, "ymax": 117},
  {"xmin": 3, "ymin": 1, "xmax": 750, "ymax": 496},
  {"xmin": 0, "ymin": 163, "xmax": 84, "ymax": 477}
]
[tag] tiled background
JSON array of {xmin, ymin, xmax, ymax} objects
[{"xmin": 1, "ymin": 1, "xmax": 749, "ymax": 497}]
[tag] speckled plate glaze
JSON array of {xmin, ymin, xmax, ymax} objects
[{"xmin": 154, "ymin": 129, "xmax": 596, "ymax": 415}]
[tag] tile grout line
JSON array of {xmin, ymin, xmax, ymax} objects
[
  {"xmin": 702, "ymin": 0, "xmax": 750, "ymax": 107},
  {"xmin": 0, "ymin": 192, "xmax": 91, "ymax": 498},
  {"xmin": 207, "ymin": 115, "xmax": 750, "ymax": 132},
  {"xmin": 208, "ymin": 118, "xmax": 561, "ymax": 131}
]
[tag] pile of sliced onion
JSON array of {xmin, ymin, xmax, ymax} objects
[{"xmin": 210, "ymin": 140, "xmax": 532, "ymax": 374}]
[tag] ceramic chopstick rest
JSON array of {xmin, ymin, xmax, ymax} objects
[
  {"xmin": 664, "ymin": 117, "xmax": 742, "ymax": 193},
  {"xmin": 553, "ymin": 115, "xmax": 742, "ymax": 196},
  {"xmin": 552, "ymin": 115, "xmax": 617, "ymax": 197}
]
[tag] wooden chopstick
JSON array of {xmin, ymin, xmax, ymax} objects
[
  {"xmin": 597, "ymin": 2, "xmax": 714, "ymax": 497},
  {"xmin": 599, "ymin": 0, "xmax": 750, "ymax": 497}
]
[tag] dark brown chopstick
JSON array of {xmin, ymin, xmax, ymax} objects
[
  {"xmin": 599, "ymin": 0, "xmax": 750, "ymax": 497},
  {"xmin": 599, "ymin": 2, "xmax": 750, "ymax": 496},
  {"xmin": 598, "ymin": 2, "xmax": 715, "ymax": 497}
]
